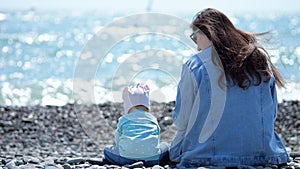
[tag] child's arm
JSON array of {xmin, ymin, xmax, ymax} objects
[
  {"xmin": 114, "ymin": 128, "xmax": 120, "ymax": 146},
  {"xmin": 114, "ymin": 117, "xmax": 124, "ymax": 146}
]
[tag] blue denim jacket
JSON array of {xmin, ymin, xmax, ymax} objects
[{"xmin": 170, "ymin": 46, "xmax": 291, "ymax": 168}]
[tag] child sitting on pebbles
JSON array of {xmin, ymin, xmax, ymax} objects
[{"xmin": 104, "ymin": 84, "xmax": 169, "ymax": 166}]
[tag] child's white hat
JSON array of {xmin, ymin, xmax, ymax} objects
[{"xmin": 122, "ymin": 84, "xmax": 150, "ymax": 113}]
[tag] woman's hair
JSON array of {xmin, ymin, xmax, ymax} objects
[{"xmin": 191, "ymin": 8, "xmax": 285, "ymax": 89}]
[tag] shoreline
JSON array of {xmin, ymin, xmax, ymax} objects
[{"xmin": 0, "ymin": 100, "xmax": 299, "ymax": 168}]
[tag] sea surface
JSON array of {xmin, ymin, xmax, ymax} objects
[{"xmin": 0, "ymin": 10, "xmax": 300, "ymax": 106}]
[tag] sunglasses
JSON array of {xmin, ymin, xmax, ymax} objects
[{"xmin": 190, "ymin": 29, "xmax": 200, "ymax": 44}]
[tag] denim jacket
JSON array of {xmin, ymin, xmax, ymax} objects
[{"xmin": 170, "ymin": 46, "xmax": 291, "ymax": 168}]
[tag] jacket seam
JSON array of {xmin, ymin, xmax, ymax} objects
[{"xmin": 260, "ymin": 85, "xmax": 265, "ymax": 153}]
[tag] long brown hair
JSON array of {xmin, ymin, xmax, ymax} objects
[{"xmin": 191, "ymin": 8, "xmax": 285, "ymax": 89}]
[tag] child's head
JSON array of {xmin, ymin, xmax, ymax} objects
[{"xmin": 122, "ymin": 84, "xmax": 150, "ymax": 114}]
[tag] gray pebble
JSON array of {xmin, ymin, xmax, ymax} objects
[
  {"xmin": 85, "ymin": 158, "xmax": 107, "ymax": 165},
  {"xmin": 106, "ymin": 164, "xmax": 122, "ymax": 169},
  {"xmin": 280, "ymin": 165, "xmax": 295, "ymax": 169},
  {"xmin": 121, "ymin": 166, "xmax": 130, "ymax": 169},
  {"xmin": 87, "ymin": 165, "xmax": 106, "ymax": 169},
  {"xmin": 43, "ymin": 157, "xmax": 55, "ymax": 162},
  {"xmin": 2, "ymin": 158, "xmax": 13, "ymax": 165},
  {"xmin": 73, "ymin": 163, "xmax": 91, "ymax": 168},
  {"xmin": 18, "ymin": 163, "xmax": 42, "ymax": 169},
  {"xmin": 45, "ymin": 165, "xmax": 60, "ymax": 169},
  {"xmin": 62, "ymin": 164, "xmax": 72, "ymax": 169},
  {"xmin": 290, "ymin": 162, "xmax": 300, "ymax": 169},
  {"xmin": 295, "ymin": 157, "xmax": 300, "ymax": 161},
  {"xmin": 160, "ymin": 116, "xmax": 173, "ymax": 126},
  {"xmin": 54, "ymin": 158, "xmax": 67, "ymax": 165},
  {"xmin": 124, "ymin": 161, "xmax": 144, "ymax": 168},
  {"xmin": 66, "ymin": 157, "xmax": 85, "ymax": 164},
  {"xmin": 15, "ymin": 160, "xmax": 25, "ymax": 166},
  {"xmin": 23, "ymin": 156, "xmax": 40, "ymax": 164},
  {"xmin": 152, "ymin": 164, "xmax": 164, "ymax": 169},
  {"xmin": 5, "ymin": 160, "xmax": 17, "ymax": 169}
]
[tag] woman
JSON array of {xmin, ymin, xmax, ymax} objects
[{"xmin": 170, "ymin": 8, "xmax": 291, "ymax": 168}]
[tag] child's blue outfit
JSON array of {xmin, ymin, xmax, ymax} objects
[
  {"xmin": 104, "ymin": 108, "xmax": 169, "ymax": 166},
  {"xmin": 170, "ymin": 46, "xmax": 291, "ymax": 168}
]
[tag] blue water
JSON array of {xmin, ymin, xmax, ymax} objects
[{"xmin": 0, "ymin": 10, "xmax": 300, "ymax": 106}]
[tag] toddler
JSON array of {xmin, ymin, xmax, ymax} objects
[{"xmin": 104, "ymin": 84, "xmax": 169, "ymax": 166}]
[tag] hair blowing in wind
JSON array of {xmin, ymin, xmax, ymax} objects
[{"xmin": 191, "ymin": 8, "xmax": 285, "ymax": 89}]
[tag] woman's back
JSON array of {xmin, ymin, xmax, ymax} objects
[
  {"xmin": 170, "ymin": 47, "xmax": 290, "ymax": 168},
  {"xmin": 170, "ymin": 8, "xmax": 290, "ymax": 168}
]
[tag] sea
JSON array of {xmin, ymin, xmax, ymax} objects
[{"xmin": 0, "ymin": 9, "xmax": 299, "ymax": 106}]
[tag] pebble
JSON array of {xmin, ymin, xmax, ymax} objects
[
  {"xmin": 45, "ymin": 165, "xmax": 61, "ymax": 169},
  {"xmin": 66, "ymin": 157, "xmax": 85, "ymax": 165},
  {"xmin": 85, "ymin": 158, "xmax": 107, "ymax": 165},
  {"xmin": 160, "ymin": 116, "xmax": 173, "ymax": 126},
  {"xmin": 23, "ymin": 156, "xmax": 41, "ymax": 164},
  {"xmin": 151, "ymin": 165, "xmax": 164, "ymax": 169},
  {"xmin": 0, "ymin": 101, "xmax": 299, "ymax": 168},
  {"xmin": 5, "ymin": 160, "xmax": 17, "ymax": 169},
  {"xmin": 124, "ymin": 161, "xmax": 144, "ymax": 168},
  {"xmin": 62, "ymin": 164, "xmax": 72, "ymax": 169},
  {"xmin": 291, "ymin": 153, "xmax": 300, "ymax": 159}
]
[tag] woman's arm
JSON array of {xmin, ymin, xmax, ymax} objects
[{"xmin": 173, "ymin": 64, "xmax": 197, "ymax": 135}]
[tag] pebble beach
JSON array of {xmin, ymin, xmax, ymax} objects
[{"xmin": 0, "ymin": 100, "xmax": 299, "ymax": 169}]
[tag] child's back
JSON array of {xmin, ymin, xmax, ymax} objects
[{"xmin": 104, "ymin": 84, "xmax": 169, "ymax": 166}]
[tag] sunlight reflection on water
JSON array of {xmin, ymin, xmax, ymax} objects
[{"xmin": 0, "ymin": 10, "xmax": 299, "ymax": 106}]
